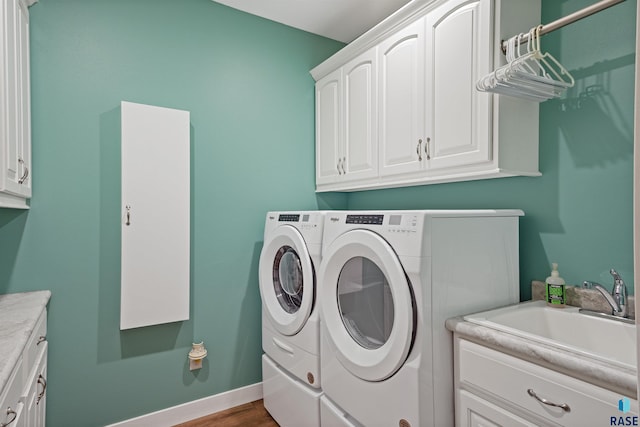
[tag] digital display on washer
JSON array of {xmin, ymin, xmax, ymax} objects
[
  {"xmin": 346, "ymin": 214, "xmax": 384, "ymax": 225},
  {"xmin": 278, "ymin": 214, "xmax": 300, "ymax": 222},
  {"xmin": 389, "ymin": 215, "xmax": 402, "ymax": 226}
]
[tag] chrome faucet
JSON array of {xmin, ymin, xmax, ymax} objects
[{"xmin": 582, "ymin": 269, "xmax": 628, "ymax": 318}]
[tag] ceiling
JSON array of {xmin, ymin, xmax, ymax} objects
[{"xmin": 212, "ymin": 0, "xmax": 413, "ymax": 43}]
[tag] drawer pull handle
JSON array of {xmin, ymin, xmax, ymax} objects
[
  {"xmin": 37, "ymin": 375, "xmax": 47, "ymax": 404},
  {"xmin": 527, "ymin": 388, "xmax": 571, "ymax": 413},
  {"xmin": 1, "ymin": 407, "xmax": 17, "ymax": 426},
  {"xmin": 37, "ymin": 336, "xmax": 46, "ymax": 345}
]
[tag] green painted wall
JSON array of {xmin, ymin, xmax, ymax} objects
[
  {"xmin": 0, "ymin": 0, "xmax": 635, "ymax": 426},
  {"xmin": 0, "ymin": 0, "xmax": 345, "ymax": 426},
  {"xmin": 347, "ymin": 0, "xmax": 636, "ymax": 299}
]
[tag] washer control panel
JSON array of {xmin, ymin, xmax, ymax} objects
[
  {"xmin": 269, "ymin": 212, "xmax": 321, "ymax": 231},
  {"xmin": 278, "ymin": 214, "xmax": 301, "ymax": 222}
]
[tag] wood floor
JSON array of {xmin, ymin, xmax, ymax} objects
[{"xmin": 174, "ymin": 400, "xmax": 279, "ymax": 427}]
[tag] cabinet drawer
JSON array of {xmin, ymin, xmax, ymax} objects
[
  {"xmin": 23, "ymin": 309, "xmax": 47, "ymax": 372},
  {"xmin": 458, "ymin": 390, "xmax": 538, "ymax": 427},
  {"xmin": 459, "ymin": 340, "xmax": 637, "ymax": 426}
]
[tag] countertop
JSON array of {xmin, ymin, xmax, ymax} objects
[
  {"xmin": 0, "ymin": 290, "xmax": 51, "ymax": 395},
  {"xmin": 446, "ymin": 314, "xmax": 638, "ymax": 398}
]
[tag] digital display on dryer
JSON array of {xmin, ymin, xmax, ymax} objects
[
  {"xmin": 278, "ymin": 214, "xmax": 300, "ymax": 222},
  {"xmin": 345, "ymin": 214, "xmax": 384, "ymax": 225}
]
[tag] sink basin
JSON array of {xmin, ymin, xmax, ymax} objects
[{"xmin": 464, "ymin": 300, "xmax": 637, "ymax": 369}]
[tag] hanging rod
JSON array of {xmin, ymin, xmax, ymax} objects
[{"xmin": 501, "ymin": 0, "xmax": 626, "ymax": 53}]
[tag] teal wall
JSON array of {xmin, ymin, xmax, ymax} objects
[
  {"xmin": 0, "ymin": 0, "xmax": 345, "ymax": 426},
  {"xmin": 0, "ymin": 0, "xmax": 635, "ymax": 426},
  {"xmin": 348, "ymin": 0, "xmax": 636, "ymax": 299}
]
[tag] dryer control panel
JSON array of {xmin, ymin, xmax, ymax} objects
[
  {"xmin": 345, "ymin": 213, "xmax": 419, "ymax": 234},
  {"xmin": 386, "ymin": 214, "xmax": 419, "ymax": 235},
  {"xmin": 345, "ymin": 214, "xmax": 383, "ymax": 225}
]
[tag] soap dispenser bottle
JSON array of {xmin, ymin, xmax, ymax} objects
[{"xmin": 545, "ymin": 263, "xmax": 566, "ymax": 307}]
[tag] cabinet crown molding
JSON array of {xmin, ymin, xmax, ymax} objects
[{"xmin": 311, "ymin": 0, "xmax": 444, "ymax": 81}]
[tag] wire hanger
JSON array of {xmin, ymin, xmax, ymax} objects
[{"xmin": 477, "ymin": 26, "xmax": 574, "ymax": 102}]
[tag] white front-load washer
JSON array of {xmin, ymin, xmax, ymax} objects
[
  {"xmin": 318, "ymin": 210, "xmax": 524, "ymax": 427},
  {"xmin": 259, "ymin": 211, "xmax": 325, "ymax": 427}
]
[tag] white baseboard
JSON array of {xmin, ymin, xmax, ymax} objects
[{"xmin": 106, "ymin": 382, "xmax": 263, "ymax": 427}]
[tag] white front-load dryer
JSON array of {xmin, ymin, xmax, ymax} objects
[
  {"xmin": 259, "ymin": 211, "xmax": 325, "ymax": 427},
  {"xmin": 318, "ymin": 210, "xmax": 523, "ymax": 427}
]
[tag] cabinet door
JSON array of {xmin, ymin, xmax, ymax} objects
[
  {"xmin": 425, "ymin": 0, "xmax": 492, "ymax": 171},
  {"xmin": 120, "ymin": 102, "xmax": 190, "ymax": 330},
  {"xmin": 378, "ymin": 18, "xmax": 425, "ymax": 178},
  {"xmin": 22, "ymin": 343, "xmax": 47, "ymax": 427},
  {"xmin": 458, "ymin": 390, "xmax": 539, "ymax": 427},
  {"xmin": 0, "ymin": 0, "xmax": 30, "ymax": 197},
  {"xmin": 16, "ymin": 0, "xmax": 30, "ymax": 196},
  {"xmin": 0, "ymin": 358, "xmax": 25, "ymax": 427},
  {"xmin": 343, "ymin": 48, "xmax": 378, "ymax": 182},
  {"xmin": 315, "ymin": 68, "xmax": 342, "ymax": 185},
  {"xmin": 0, "ymin": 0, "xmax": 31, "ymax": 197}
]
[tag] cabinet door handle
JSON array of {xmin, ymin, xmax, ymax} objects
[
  {"xmin": 18, "ymin": 158, "xmax": 29, "ymax": 184},
  {"xmin": 0, "ymin": 407, "xmax": 17, "ymax": 427},
  {"xmin": 425, "ymin": 137, "xmax": 431, "ymax": 160},
  {"xmin": 416, "ymin": 139, "xmax": 423, "ymax": 161},
  {"xmin": 527, "ymin": 388, "xmax": 571, "ymax": 413},
  {"xmin": 37, "ymin": 375, "xmax": 47, "ymax": 404},
  {"xmin": 342, "ymin": 157, "xmax": 346, "ymax": 175},
  {"xmin": 337, "ymin": 158, "xmax": 342, "ymax": 175},
  {"xmin": 37, "ymin": 336, "xmax": 46, "ymax": 345}
]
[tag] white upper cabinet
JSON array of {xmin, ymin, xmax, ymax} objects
[
  {"xmin": 425, "ymin": 0, "xmax": 492, "ymax": 171},
  {"xmin": 343, "ymin": 49, "xmax": 378, "ymax": 182},
  {"xmin": 316, "ymin": 47, "xmax": 378, "ymax": 187},
  {"xmin": 378, "ymin": 18, "xmax": 425, "ymax": 178},
  {"xmin": 0, "ymin": 0, "xmax": 32, "ymax": 208},
  {"xmin": 312, "ymin": 0, "xmax": 541, "ymax": 192},
  {"xmin": 315, "ymin": 68, "xmax": 342, "ymax": 185}
]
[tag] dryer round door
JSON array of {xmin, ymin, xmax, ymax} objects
[
  {"xmin": 319, "ymin": 229, "xmax": 416, "ymax": 382},
  {"xmin": 259, "ymin": 225, "xmax": 315, "ymax": 336}
]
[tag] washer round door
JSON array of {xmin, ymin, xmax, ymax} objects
[
  {"xmin": 319, "ymin": 229, "xmax": 416, "ymax": 382},
  {"xmin": 259, "ymin": 225, "xmax": 315, "ymax": 336}
]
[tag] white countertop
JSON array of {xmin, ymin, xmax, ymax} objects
[
  {"xmin": 446, "ymin": 315, "xmax": 638, "ymax": 398},
  {"xmin": 0, "ymin": 290, "xmax": 51, "ymax": 394}
]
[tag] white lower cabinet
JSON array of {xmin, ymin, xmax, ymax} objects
[
  {"xmin": 0, "ymin": 358, "xmax": 25, "ymax": 427},
  {"xmin": 0, "ymin": 309, "xmax": 48, "ymax": 427},
  {"xmin": 21, "ymin": 342, "xmax": 47, "ymax": 427},
  {"xmin": 459, "ymin": 390, "xmax": 538, "ymax": 427},
  {"xmin": 455, "ymin": 338, "xmax": 638, "ymax": 427}
]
